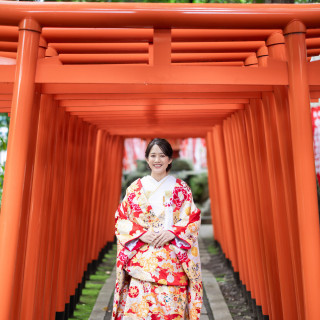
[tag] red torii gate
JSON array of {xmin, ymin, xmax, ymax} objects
[{"xmin": 0, "ymin": 2, "xmax": 320, "ymax": 320}]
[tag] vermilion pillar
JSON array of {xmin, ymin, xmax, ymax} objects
[
  {"xmin": 233, "ymin": 112, "xmax": 259, "ymax": 305},
  {"xmin": 55, "ymin": 115, "xmax": 78, "ymax": 317},
  {"xmin": 223, "ymin": 119, "xmax": 248, "ymax": 286},
  {"xmin": 88, "ymin": 130, "xmax": 103, "ymax": 265},
  {"xmin": 267, "ymin": 32, "xmax": 305, "ymax": 319},
  {"xmin": 230, "ymin": 115, "xmax": 252, "ymax": 288},
  {"xmin": 0, "ymin": 18, "xmax": 41, "ymax": 320},
  {"xmin": 211, "ymin": 127, "xmax": 226, "ymax": 250},
  {"xmin": 34, "ymin": 96, "xmax": 58, "ymax": 320},
  {"xmin": 243, "ymin": 106, "xmax": 269, "ymax": 314},
  {"xmin": 49, "ymin": 109, "xmax": 71, "ymax": 320},
  {"xmin": 284, "ymin": 20, "xmax": 320, "ymax": 320},
  {"xmin": 248, "ymin": 100, "xmax": 276, "ymax": 317},
  {"xmin": 205, "ymin": 131, "xmax": 217, "ymax": 237},
  {"xmin": 260, "ymin": 91, "xmax": 299, "ymax": 320},
  {"xmin": 45, "ymin": 106, "xmax": 70, "ymax": 320},
  {"xmin": 212, "ymin": 125, "xmax": 238, "ymax": 271},
  {"xmin": 11, "ymin": 37, "xmax": 47, "ymax": 320},
  {"xmin": 82, "ymin": 126, "xmax": 98, "ymax": 281},
  {"xmin": 236, "ymin": 110, "xmax": 264, "ymax": 309},
  {"xmin": 207, "ymin": 129, "xmax": 222, "ymax": 243},
  {"xmin": 20, "ymin": 95, "xmax": 55, "ymax": 320},
  {"xmin": 104, "ymin": 135, "xmax": 123, "ymax": 243}
]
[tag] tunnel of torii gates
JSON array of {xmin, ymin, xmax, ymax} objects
[{"xmin": 1, "ymin": 2, "xmax": 320, "ymax": 320}]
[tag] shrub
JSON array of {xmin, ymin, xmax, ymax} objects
[
  {"xmin": 122, "ymin": 171, "xmax": 147, "ymax": 196},
  {"xmin": 136, "ymin": 159, "xmax": 149, "ymax": 172},
  {"xmin": 189, "ymin": 172, "xmax": 209, "ymax": 204},
  {"xmin": 171, "ymin": 158, "xmax": 193, "ymax": 171}
]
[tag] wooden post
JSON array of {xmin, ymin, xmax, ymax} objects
[
  {"xmin": 0, "ymin": 18, "xmax": 41, "ymax": 320},
  {"xmin": 284, "ymin": 20, "xmax": 320, "ymax": 320},
  {"xmin": 267, "ymin": 31, "xmax": 305, "ymax": 320},
  {"xmin": 55, "ymin": 115, "xmax": 77, "ymax": 319},
  {"xmin": 205, "ymin": 131, "xmax": 218, "ymax": 239},
  {"xmin": 212, "ymin": 124, "xmax": 238, "ymax": 271}
]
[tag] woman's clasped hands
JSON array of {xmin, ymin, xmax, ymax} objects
[{"xmin": 140, "ymin": 229, "xmax": 175, "ymax": 248}]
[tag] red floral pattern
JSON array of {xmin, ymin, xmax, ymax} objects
[
  {"xmin": 117, "ymin": 250, "xmax": 129, "ymax": 267},
  {"xmin": 177, "ymin": 251, "xmax": 189, "ymax": 263},
  {"xmin": 172, "ymin": 186, "xmax": 191, "ymax": 208},
  {"xmin": 112, "ymin": 178, "xmax": 202, "ymax": 320},
  {"xmin": 127, "ymin": 192, "xmax": 143, "ymax": 214},
  {"xmin": 117, "ymin": 278, "xmax": 188, "ymax": 319},
  {"xmin": 128, "ymin": 285, "xmax": 139, "ymax": 298}
]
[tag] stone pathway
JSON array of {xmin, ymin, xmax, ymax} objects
[{"xmin": 89, "ymin": 225, "xmax": 232, "ymax": 320}]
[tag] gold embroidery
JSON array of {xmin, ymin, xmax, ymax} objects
[
  {"xmin": 145, "ymin": 175, "xmax": 169, "ymax": 199},
  {"xmin": 165, "ymin": 190, "xmax": 172, "ymax": 198},
  {"xmin": 158, "ymin": 279, "xmax": 167, "ymax": 285},
  {"xmin": 191, "ymin": 247, "xmax": 198, "ymax": 257}
]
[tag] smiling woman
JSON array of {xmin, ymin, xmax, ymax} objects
[
  {"xmin": 145, "ymin": 138, "xmax": 173, "ymax": 181},
  {"xmin": 112, "ymin": 138, "xmax": 203, "ymax": 320}
]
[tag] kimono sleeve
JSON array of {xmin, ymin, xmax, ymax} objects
[
  {"xmin": 115, "ymin": 189, "xmax": 147, "ymax": 252},
  {"xmin": 168, "ymin": 184, "xmax": 201, "ymax": 250}
]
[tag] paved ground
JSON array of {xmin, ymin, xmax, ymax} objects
[{"xmin": 89, "ymin": 224, "xmax": 232, "ymax": 320}]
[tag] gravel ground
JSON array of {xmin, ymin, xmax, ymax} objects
[{"xmin": 201, "ymin": 238, "xmax": 257, "ymax": 320}]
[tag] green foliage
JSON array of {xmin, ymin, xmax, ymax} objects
[
  {"xmin": 173, "ymin": 170, "xmax": 192, "ymax": 185},
  {"xmin": 124, "ymin": 170, "xmax": 146, "ymax": 186},
  {"xmin": 122, "ymin": 170, "xmax": 146, "ymax": 196},
  {"xmin": 136, "ymin": 159, "xmax": 149, "ymax": 172},
  {"xmin": 171, "ymin": 158, "xmax": 193, "ymax": 172},
  {"xmin": 207, "ymin": 242, "xmax": 219, "ymax": 255},
  {"xmin": 316, "ymin": 176, "xmax": 320, "ymax": 224},
  {"xmin": 189, "ymin": 171, "xmax": 208, "ymax": 204},
  {"xmin": 0, "ymin": 114, "xmax": 9, "ymax": 205},
  {"xmin": 54, "ymin": 0, "xmax": 257, "ymax": 3},
  {"xmin": 48, "ymin": 0, "xmax": 320, "ymax": 10},
  {"xmin": 215, "ymin": 274, "xmax": 225, "ymax": 283},
  {"xmin": 69, "ymin": 245, "xmax": 117, "ymax": 320},
  {"xmin": 295, "ymin": 0, "xmax": 320, "ymax": 2}
]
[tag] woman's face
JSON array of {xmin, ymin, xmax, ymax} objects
[{"xmin": 146, "ymin": 144, "xmax": 172, "ymax": 176}]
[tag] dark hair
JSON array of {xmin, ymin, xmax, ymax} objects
[{"xmin": 145, "ymin": 138, "xmax": 173, "ymax": 172}]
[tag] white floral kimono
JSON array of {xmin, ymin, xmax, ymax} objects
[{"xmin": 112, "ymin": 175, "xmax": 203, "ymax": 320}]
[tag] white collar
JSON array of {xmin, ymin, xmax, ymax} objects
[{"xmin": 147, "ymin": 174, "xmax": 170, "ymax": 184}]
